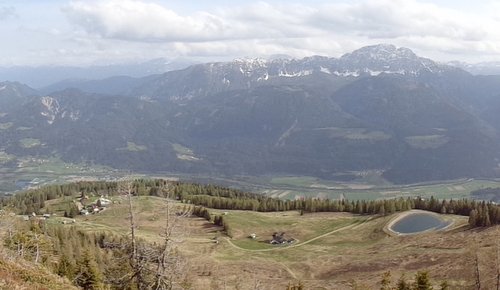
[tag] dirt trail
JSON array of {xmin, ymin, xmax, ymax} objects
[
  {"xmin": 278, "ymin": 262, "xmax": 297, "ymax": 279},
  {"xmin": 223, "ymin": 218, "xmax": 371, "ymax": 252}
]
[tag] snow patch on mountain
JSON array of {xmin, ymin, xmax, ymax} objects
[
  {"xmin": 39, "ymin": 96, "xmax": 81, "ymax": 124},
  {"xmin": 257, "ymin": 73, "xmax": 269, "ymax": 81},
  {"xmin": 133, "ymin": 44, "xmax": 464, "ymax": 101},
  {"xmin": 333, "ymin": 71, "xmax": 360, "ymax": 77},
  {"xmin": 40, "ymin": 96, "xmax": 60, "ymax": 124},
  {"xmin": 227, "ymin": 44, "xmax": 449, "ymax": 80},
  {"xmin": 279, "ymin": 69, "xmax": 313, "ymax": 77},
  {"xmin": 320, "ymin": 67, "xmax": 331, "ymax": 74}
]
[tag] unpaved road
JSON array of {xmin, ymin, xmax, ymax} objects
[{"xmin": 223, "ymin": 217, "xmax": 371, "ymax": 252}]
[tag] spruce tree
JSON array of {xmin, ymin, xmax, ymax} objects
[
  {"xmin": 56, "ymin": 254, "xmax": 75, "ymax": 279},
  {"xmin": 378, "ymin": 204, "xmax": 386, "ymax": 216},
  {"xmin": 413, "ymin": 271, "xmax": 433, "ymax": 290},
  {"xmin": 397, "ymin": 274, "xmax": 411, "ymax": 290},
  {"xmin": 380, "ymin": 271, "xmax": 392, "ymax": 290},
  {"xmin": 75, "ymin": 250, "xmax": 103, "ymax": 290},
  {"xmin": 469, "ymin": 209, "xmax": 478, "ymax": 227},
  {"xmin": 439, "ymin": 281, "xmax": 449, "ymax": 290}
]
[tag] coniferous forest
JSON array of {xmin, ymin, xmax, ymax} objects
[
  {"xmin": 3, "ymin": 179, "xmax": 499, "ymax": 227},
  {"xmin": 1, "ymin": 179, "xmax": 499, "ymax": 289}
]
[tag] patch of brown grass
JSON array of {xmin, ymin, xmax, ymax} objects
[{"xmin": 0, "ymin": 250, "xmax": 77, "ymax": 290}]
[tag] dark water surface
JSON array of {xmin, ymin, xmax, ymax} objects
[{"xmin": 391, "ymin": 212, "xmax": 450, "ymax": 234}]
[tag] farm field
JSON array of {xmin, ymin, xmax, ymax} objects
[
  {"xmin": 0, "ymin": 157, "xmax": 152, "ymax": 195},
  {"xmin": 47, "ymin": 195, "xmax": 499, "ymax": 290},
  {"xmin": 3, "ymin": 158, "xmax": 500, "ymax": 204},
  {"xmin": 255, "ymin": 175, "xmax": 500, "ymax": 201}
]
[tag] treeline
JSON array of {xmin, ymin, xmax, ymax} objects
[
  {"xmin": 192, "ymin": 205, "xmax": 231, "ymax": 236},
  {"xmin": 468, "ymin": 202, "xmax": 498, "ymax": 227},
  {"xmin": 1, "ymin": 181, "xmax": 119, "ymax": 215},
  {"xmin": 2, "ymin": 179, "xmax": 500, "ymax": 227},
  {"xmin": 377, "ymin": 270, "xmax": 449, "ymax": 290},
  {"xmin": 188, "ymin": 195, "xmax": 500, "ymax": 227},
  {"xmin": 173, "ymin": 182, "xmax": 499, "ymax": 227},
  {"xmin": 0, "ymin": 179, "xmax": 261, "ymax": 215}
]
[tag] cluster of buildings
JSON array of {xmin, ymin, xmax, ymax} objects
[
  {"xmin": 78, "ymin": 197, "xmax": 112, "ymax": 215},
  {"xmin": 270, "ymin": 232, "xmax": 295, "ymax": 245},
  {"xmin": 248, "ymin": 232, "xmax": 296, "ymax": 245}
]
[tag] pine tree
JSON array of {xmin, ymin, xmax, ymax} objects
[
  {"xmin": 397, "ymin": 274, "xmax": 411, "ymax": 290},
  {"xmin": 439, "ymin": 281, "xmax": 449, "ymax": 290},
  {"xmin": 378, "ymin": 204, "xmax": 386, "ymax": 216},
  {"xmin": 469, "ymin": 209, "xmax": 478, "ymax": 227},
  {"xmin": 56, "ymin": 254, "xmax": 75, "ymax": 279},
  {"xmin": 75, "ymin": 250, "xmax": 103, "ymax": 290},
  {"xmin": 484, "ymin": 210, "xmax": 491, "ymax": 227},
  {"xmin": 413, "ymin": 271, "xmax": 433, "ymax": 290},
  {"xmin": 69, "ymin": 204, "xmax": 78, "ymax": 218},
  {"xmin": 380, "ymin": 271, "xmax": 392, "ymax": 290}
]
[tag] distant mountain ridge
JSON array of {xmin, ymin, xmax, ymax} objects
[
  {"xmin": 448, "ymin": 60, "xmax": 500, "ymax": 76},
  {"xmin": 1, "ymin": 44, "xmax": 500, "ymax": 184},
  {"xmin": 131, "ymin": 44, "xmax": 458, "ymax": 101},
  {"xmin": 0, "ymin": 58, "xmax": 196, "ymax": 88}
]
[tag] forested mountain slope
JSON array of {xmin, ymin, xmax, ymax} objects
[{"xmin": 2, "ymin": 44, "xmax": 500, "ymax": 184}]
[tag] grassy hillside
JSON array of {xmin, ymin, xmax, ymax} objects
[
  {"xmin": 0, "ymin": 215, "xmax": 77, "ymax": 290},
  {"xmin": 3, "ymin": 178, "xmax": 498, "ymax": 289},
  {"xmin": 0, "ymin": 251, "xmax": 78, "ymax": 290},
  {"xmin": 41, "ymin": 194, "xmax": 498, "ymax": 289}
]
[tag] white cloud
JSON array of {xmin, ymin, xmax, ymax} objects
[
  {"xmin": 312, "ymin": 0, "xmax": 490, "ymax": 41},
  {"xmin": 0, "ymin": 6, "xmax": 16, "ymax": 20},
  {"xmin": 0, "ymin": 0, "xmax": 483, "ymax": 65},
  {"xmin": 64, "ymin": 0, "xmax": 234, "ymax": 42}
]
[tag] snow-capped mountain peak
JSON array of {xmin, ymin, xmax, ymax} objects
[
  {"xmin": 341, "ymin": 44, "xmax": 417, "ymax": 61},
  {"xmin": 337, "ymin": 44, "xmax": 446, "ymax": 75},
  {"xmin": 135, "ymin": 44, "xmax": 464, "ymax": 102}
]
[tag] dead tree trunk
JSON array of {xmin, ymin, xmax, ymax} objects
[
  {"xmin": 121, "ymin": 180, "xmax": 144, "ymax": 289},
  {"xmin": 127, "ymin": 185, "xmax": 137, "ymax": 267},
  {"xmin": 475, "ymin": 252, "xmax": 481, "ymax": 290},
  {"xmin": 152, "ymin": 198, "xmax": 190, "ymax": 290},
  {"xmin": 496, "ymin": 227, "xmax": 499, "ymax": 290},
  {"xmin": 34, "ymin": 232, "xmax": 40, "ymax": 263}
]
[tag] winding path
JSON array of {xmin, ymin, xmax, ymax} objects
[{"xmin": 223, "ymin": 217, "xmax": 371, "ymax": 252}]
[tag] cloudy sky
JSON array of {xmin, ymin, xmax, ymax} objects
[{"xmin": 1, "ymin": 0, "xmax": 500, "ymax": 66}]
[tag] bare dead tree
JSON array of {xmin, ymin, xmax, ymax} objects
[
  {"xmin": 475, "ymin": 252, "xmax": 481, "ymax": 290},
  {"xmin": 126, "ymin": 182, "xmax": 137, "ymax": 265},
  {"xmin": 119, "ymin": 179, "xmax": 148, "ymax": 289},
  {"xmin": 496, "ymin": 226, "xmax": 499, "ymax": 290},
  {"xmin": 34, "ymin": 232, "xmax": 40, "ymax": 263},
  {"xmin": 151, "ymin": 197, "xmax": 192, "ymax": 290},
  {"xmin": 117, "ymin": 179, "xmax": 192, "ymax": 289},
  {"xmin": 0, "ymin": 213, "xmax": 16, "ymax": 255}
]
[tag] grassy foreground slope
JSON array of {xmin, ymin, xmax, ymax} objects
[
  {"xmin": 0, "ymin": 214, "xmax": 77, "ymax": 290},
  {"xmin": 0, "ymin": 251, "xmax": 78, "ymax": 290},
  {"xmin": 54, "ymin": 195, "xmax": 499, "ymax": 289}
]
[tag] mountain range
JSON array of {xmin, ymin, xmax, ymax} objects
[
  {"xmin": 0, "ymin": 58, "xmax": 196, "ymax": 89},
  {"xmin": 2, "ymin": 44, "xmax": 500, "ymax": 184}
]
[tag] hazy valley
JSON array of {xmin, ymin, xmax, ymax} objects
[
  {"xmin": 1, "ymin": 43, "xmax": 500, "ymax": 290},
  {"xmin": 3, "ymin": 44, "xmax": 500, "ymax": 188}
]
